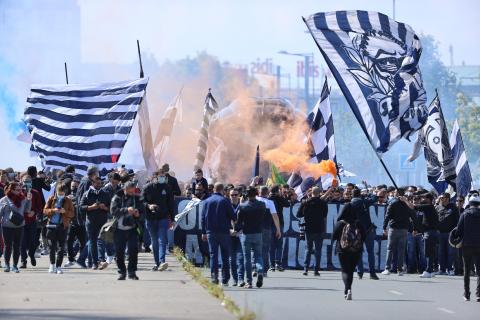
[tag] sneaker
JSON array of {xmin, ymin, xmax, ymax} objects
[
  {"xmin": 448, "ymin": 270, "xmax": 455, "ymax": 276},
  {"xmin": 118, "ymin": 274, "xmax": 126, "ymax": 280},
  {"xmin": 20, "ymin": 261, "xmax": 27, "ymax": 269},
  {"xmin": 128, "ymin": 273, "xmax": 139, "ymax": 280},
  {"xmin": 256, "ymin": 274, "xmax": 263, "ymax": 288},
  {"xmin": 11, "ymin": 265, "xmax": 19, "ymax": 273},
  {"xmin": 370, "ymin": 273, "xmax": 379, "ymax": 280},
  {"xmin": 56, "ymin": 267, "xmax": 63, "ymax": 274},
  {"xmin": 49, "ymin": 264, "xmax": 56, "ymax": 273},
  {"xmin": 246, "ymin": 283, "xmax": 253, "ymax": 289},
  {"xmin": 239, "ymin": 282, "xmax": 246, "ymax": 287},
  {"xmin": 41, "ymin": 249, "xmax": 49, "ymax": 255},
  {"xmin": 463, "ymin": 292, "xmax": 470, "ymax": 301},
  {"xmin": 252, "ymin": 271, "xmax": 257, "ymax": 277},
  {"xmin": 276, "ymin": 264, "xmax": 285, "ymax": 272},
  {"xmin": 302, "ymin": 271, "xmax": 308, "ymax": 276},
  {"xmin": 381, "ymin": 270, "xmax": 391, "ymax": 275},
  {"xmin": 232, "ymin": 282, "xmax": 238, "ymax": 287},
  {"xmin": 31, "ymin": 257, "xmax": 36, "ymax": 266},
  {"xmin": 91, "ymin": 264, "xmax": 98, "ymax": 270},
  {"xmin": 76, "ymin": 261, "xmax": 87, "ymax": 269},
  {"xmin": 64, "ymin": 261, "xmax": 75, "ymax": 268},
  {"xmin": 419, "ymin": 271, "xmax": 432, "ymax": 278},
  {"xmin": 221, "ymin": 282, "xmax": 229, "ymax": 287},
  {"xmin": 476, "ymin": 297, "xmax": 480, "ymax": 302},
  {"xmin": 34, "ymin": 252, "xmax": 41, "ymax": 258},
  {"xmin": 346, "ymin": 290, "xmax": 352, "ymax": 300},
  {"xmin": 398, "ymin": 271, "xmax": 405, "ymax": 276},
  {"xmin": 4, "ymin": 265, "xmax": 10, "ymax": 272},
  {"xmin": 268, "ymin": 267, "xmax": 276, "ymax": 272},
  {"xmin": 151, "ymin": 265, "xmax": 159, "ymax": 271},
  {"xmin": 211, "ymin": 278, "xmax": 219, "ymax": 285},
  {"xmin": 159, "ymin": 262, "xmax": 169, "ymax": 271},
  {"xmin": 99, "ymin": 261, "xmax": 109, "ymax": 270},
  {"xmin": 106, "ymin": 256, "xmax": 114, "ymax": 264},
  {"xmin": 314, "ymin": 271, "xmax": 320, "ymax": 276}
]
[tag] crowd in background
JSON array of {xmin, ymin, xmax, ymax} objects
[{"xmin": 0, "ymin": 165, "xmax": 479, "ymax": 301}]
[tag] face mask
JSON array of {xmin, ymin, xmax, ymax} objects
[
  {"xmin": 195, "ymin": 191, "xmax": 204, "ymax": 198},
  {"xmin": 157, "ymin": 177, "xmax": 166, "ymax": 184},
  {"xmin": 57, "ymin": 195, "xmax": 65, "ymax": 200}
]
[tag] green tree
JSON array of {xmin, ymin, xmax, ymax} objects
[{"xmin": 456, "ymin": 92, "xmax": 480, "ymax": 180}]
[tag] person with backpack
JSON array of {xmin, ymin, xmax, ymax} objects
[
  {"xmin": 334, "ymin": 200, "xmax": 366, "ymax": 300},
  {"xmin": 456, "ymin": 196, "xmax": 480, "ymax": 301}
]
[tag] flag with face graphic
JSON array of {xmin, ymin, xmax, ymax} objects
[{"xmin": 303, "ymin": 11, "xmax": 428, "ymax": 153}]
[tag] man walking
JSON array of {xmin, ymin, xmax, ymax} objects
[
  {"xmin": 201, "ymin": 183, "xmax": 236, "ymax": 285},
  {"xmin": 436, "ymin": 192, "xmax": 459, "ymax": 275}
]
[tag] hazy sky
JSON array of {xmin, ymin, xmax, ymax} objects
[{"xmin": 1, "ymin": 0, "xmax": 479, "ymax": 170}]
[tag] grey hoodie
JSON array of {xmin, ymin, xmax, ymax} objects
[{"xmin": 0, "ymin": 196, "xmax": 32, "ymax": 228}]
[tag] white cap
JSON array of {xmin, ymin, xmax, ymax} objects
[{"xmin": 469, "ymin": 196, "xmax": 480, "ymax": 204}]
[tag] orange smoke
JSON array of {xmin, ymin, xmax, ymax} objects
[{"xmin": 264, "ymin": 119, "xmax": 337, "ymax": 180}]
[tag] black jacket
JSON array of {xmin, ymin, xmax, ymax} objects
[
  {"xmin": 457, "ymin": 207, "xmax": 480, "ymax": 248},
  {"xmin": 236, "ymin": 199, "xmax": 265, "ymax": 234},
  {"xmin": 415, "ymin": 204, "xmax": 438, "ymax": 231},
  {"xmin": 297, "ymin": 197, "xmax": 328, "ymax": 233},
  {"xmin": 383, "ymin": 199, "xmax": 417, "ymax": 230},
  {"xmin": 80, "ymin": 188, "xmax": 111, "ymax": 225},
  {"xmin": 437, "ymin": 203, "xmax": 459, "ymax": 233},
  {"xmin": 268, "ymin": 194, "xmax": 290, "ymax": 227},
  {"xmin": 141, "ymin": 182, "xmax": 175, "ymax": 221},
  {"xmin": 349, "ymin": 196, "xmax": 377, "ymax": 231},
  {"xmin": 166, "ymin": 174, "xmax": 181, "ymax": 197},
  {"xmin": 111, "ymin": 191, "xmax": 145, "ymax": 228}
]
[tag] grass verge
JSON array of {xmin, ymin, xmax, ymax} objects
[{"xmin": 173, "ymin": 247, "xmax": 256, "ymax": 320}]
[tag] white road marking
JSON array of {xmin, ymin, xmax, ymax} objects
[
  {"xmin": 388, "ymin": 290, "xmax": 403, "ymax": 295},
  {"xmin": 437, "ymin": 308, "xmax": 455, "ymax": 314}
]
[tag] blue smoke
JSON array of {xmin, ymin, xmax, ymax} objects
[{"xmin": 0, "ymin": 57, "xmax": 23, "ymax": 135}]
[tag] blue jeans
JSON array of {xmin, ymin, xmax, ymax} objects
[
  {"xmin": 207, "ymin": 233, "xmax": 231, "ymax": 284},
  {"xmin": 407, "ymin": 232, "xmax": 426, "ymax": 272},
  {"xmin": 385, "ymin": 228, "xmax": 408, "ymax": 272},
  {"xmin": 270, "ymin": 227, "xmax": 283, "ymax": 266},
  {"xmin": 438, "ymin": 232, "xmax": 455, "ymax": 272},
  {"xmin": 230, "ymin": 236, "xmax": 244, "ymax": 283},
  {"xmin": 424, "ymin": 230, "xmax": 439, "ymax": 273},
  {"xmin": 21, "ymin": 222, "xmax": 37, "ymax": 263},
  {"xmin": 97, "ymin": 238, "xmax": 115, "ymax": 261},
  {"xmin": 357, "ymin": 228, "xmax": 376, "ymax": 273},
  {"xmin": 304, "ymin": 232, "xmax": 323, "ymax": 272},
  {"xmin": 86, "ymin": 222, "xmax": 103, "ymax": 266},
  {"xmin": 146, "ymin": 219, "xmax": 169, "ymax": 266},
  {"xmin": 241, "ymin": 233, "xmax": 263, "ymax": 285},
  {"xmin": 262, "ymin": 228, "xmax": 272, "ymax": 272}
]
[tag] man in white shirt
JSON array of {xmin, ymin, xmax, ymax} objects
[{"xmin": 256, "ymin": 186, "xmax": 281, "ymax": 277}]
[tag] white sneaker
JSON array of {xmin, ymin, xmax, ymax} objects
[
  {"xmin": 346, "ymin": 290, "xmax": 352, "ymax": 300},
  {"xmin": 106, "ymin": 256, "xmax": 114, "ymax": 264},
  {"xmin": 34, "ymin": 252, "xmax": 41, "ymax": 258},
  {"xmin": 48, "ymin": 264, "xmax": 56, "ymax": 273},
  {"xmin": 56, "ymin": 268, "xmax": 63, "ymax": 274},
  {"xmin": 419, "ymin": 271, "xmax": 432, "ymax": 278},
  {"xmin": 381, "ymin": 270, "xmax": 391, "ymax": 275},
  {"xmin": 64, "ymin": 261, "xmax": 75, "ymax": 268},
  {"xmin": 448, "ymin": 270, "xmax": 455, "ymax": 276},
  {"xmin": 159, "ymin": 262, "xmax": 169, "ymax": 271}
]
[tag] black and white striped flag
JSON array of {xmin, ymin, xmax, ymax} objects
[
  {"xmin": 194, "ymin": 89, "xmax": 219, "ymax": 171},
  {"xmin": 449, "ymin": 120, "xmax": 472, "ymax": 197},
  {"xmin": 24, "ymin": 78, "xmax": 148, "ymax": 176},
  {"xmin": 304, "ymin": 10, "xmax": 428, "ymax": 153}
]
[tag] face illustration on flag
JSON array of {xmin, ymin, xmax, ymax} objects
[{"xmin": 304, "ymin": 11, "xmax": 428, "ymax": 153}]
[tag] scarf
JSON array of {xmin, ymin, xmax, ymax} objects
[{"xmin": 7, "ymin": 191, "xmax": 25, "ymax": 208}]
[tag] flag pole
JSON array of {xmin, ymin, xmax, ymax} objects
[
  {"xmin": 302, "ymin": 16, "xmax": 398, "ymax": 188},
  {"xmin": 64, "ymin": 62, "xmax": 69, "ymax": 85},
  {"xmin": 137, "ymin": 40, "xmax": 144, "ymax": 79}
]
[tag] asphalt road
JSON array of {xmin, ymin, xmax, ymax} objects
[
  {"xmin": 221, "ymin": 270, "xmax": 479, "ymax": 320},
  {"xmin": 0, "ymin": 253, "xmax": 234, "ymax": 320}
]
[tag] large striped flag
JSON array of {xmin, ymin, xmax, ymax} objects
[
  {"xmin": 193, "ymin": 89, "xmax": 219, "ymax": 171},
  {"xmin": 408, "ymin": 94, "xmax": 456, "ymax": 193},
  {"xmin": 449, "ymin": 120, "xmax": 472, "ymax": 197},
  {"xmin": 24, "ymin": 78, "xmax": 148, "ymax": 176},
  {"xmin": 303, "ymin": 11, "xmax": 428, "ymax": 153}
]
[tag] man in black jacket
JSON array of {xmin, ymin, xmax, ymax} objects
[
  {"xmin": 456, "ymin": 196, "xmax": 480, "ymax": 301},
  {"xmin": 268, "ymin": 185, "xmax": 290, "ymax": 272},
  {"xmin": 297, "ymin": 186, "xmax": 330, "ymax": 276},
  {"xmin": 161, "ymin": 164, "xmax": 181, "ymax": 197},
  {"xmin": 111, "ymin": 181, "xmax": 145, "ymax": 280},
  {"xmin": 141, "ymin": 169, "xmax": 175, "ymax": 271},
  {"xmin": 415, "ymin": 192, "xmax": 439, "ymax": 278},
  {"xmin": 436, "ymin": 192, "xmax": 459, "ymax": 275},
  {"xmin": 382, "ymin": 188, "xmax": 416, "ymax": 276},
  {"xmin": 80, "ymin": 176, "xmax": 110, "ymax": 270}
]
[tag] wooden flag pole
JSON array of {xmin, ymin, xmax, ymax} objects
[
  {"xmin": 137, "ymin": 40, "xmax": 144, "ymax": 78},
  {"xmin": 64, "ymin": 62, "xmax": 69, "ymax": 85}
]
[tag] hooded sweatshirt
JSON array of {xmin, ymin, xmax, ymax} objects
[{"xmin": 456, "ymin": 206, "xmax": 480, "ymax": 248}]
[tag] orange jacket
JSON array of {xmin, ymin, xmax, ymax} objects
[{"xmin": 44, "ymin": 195, "xmax": 75, "ymax": 228}]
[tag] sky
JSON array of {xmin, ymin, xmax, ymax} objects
[{"xmin": 1, "ymin": 0, "xmax": 479, "ymax": 171}]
